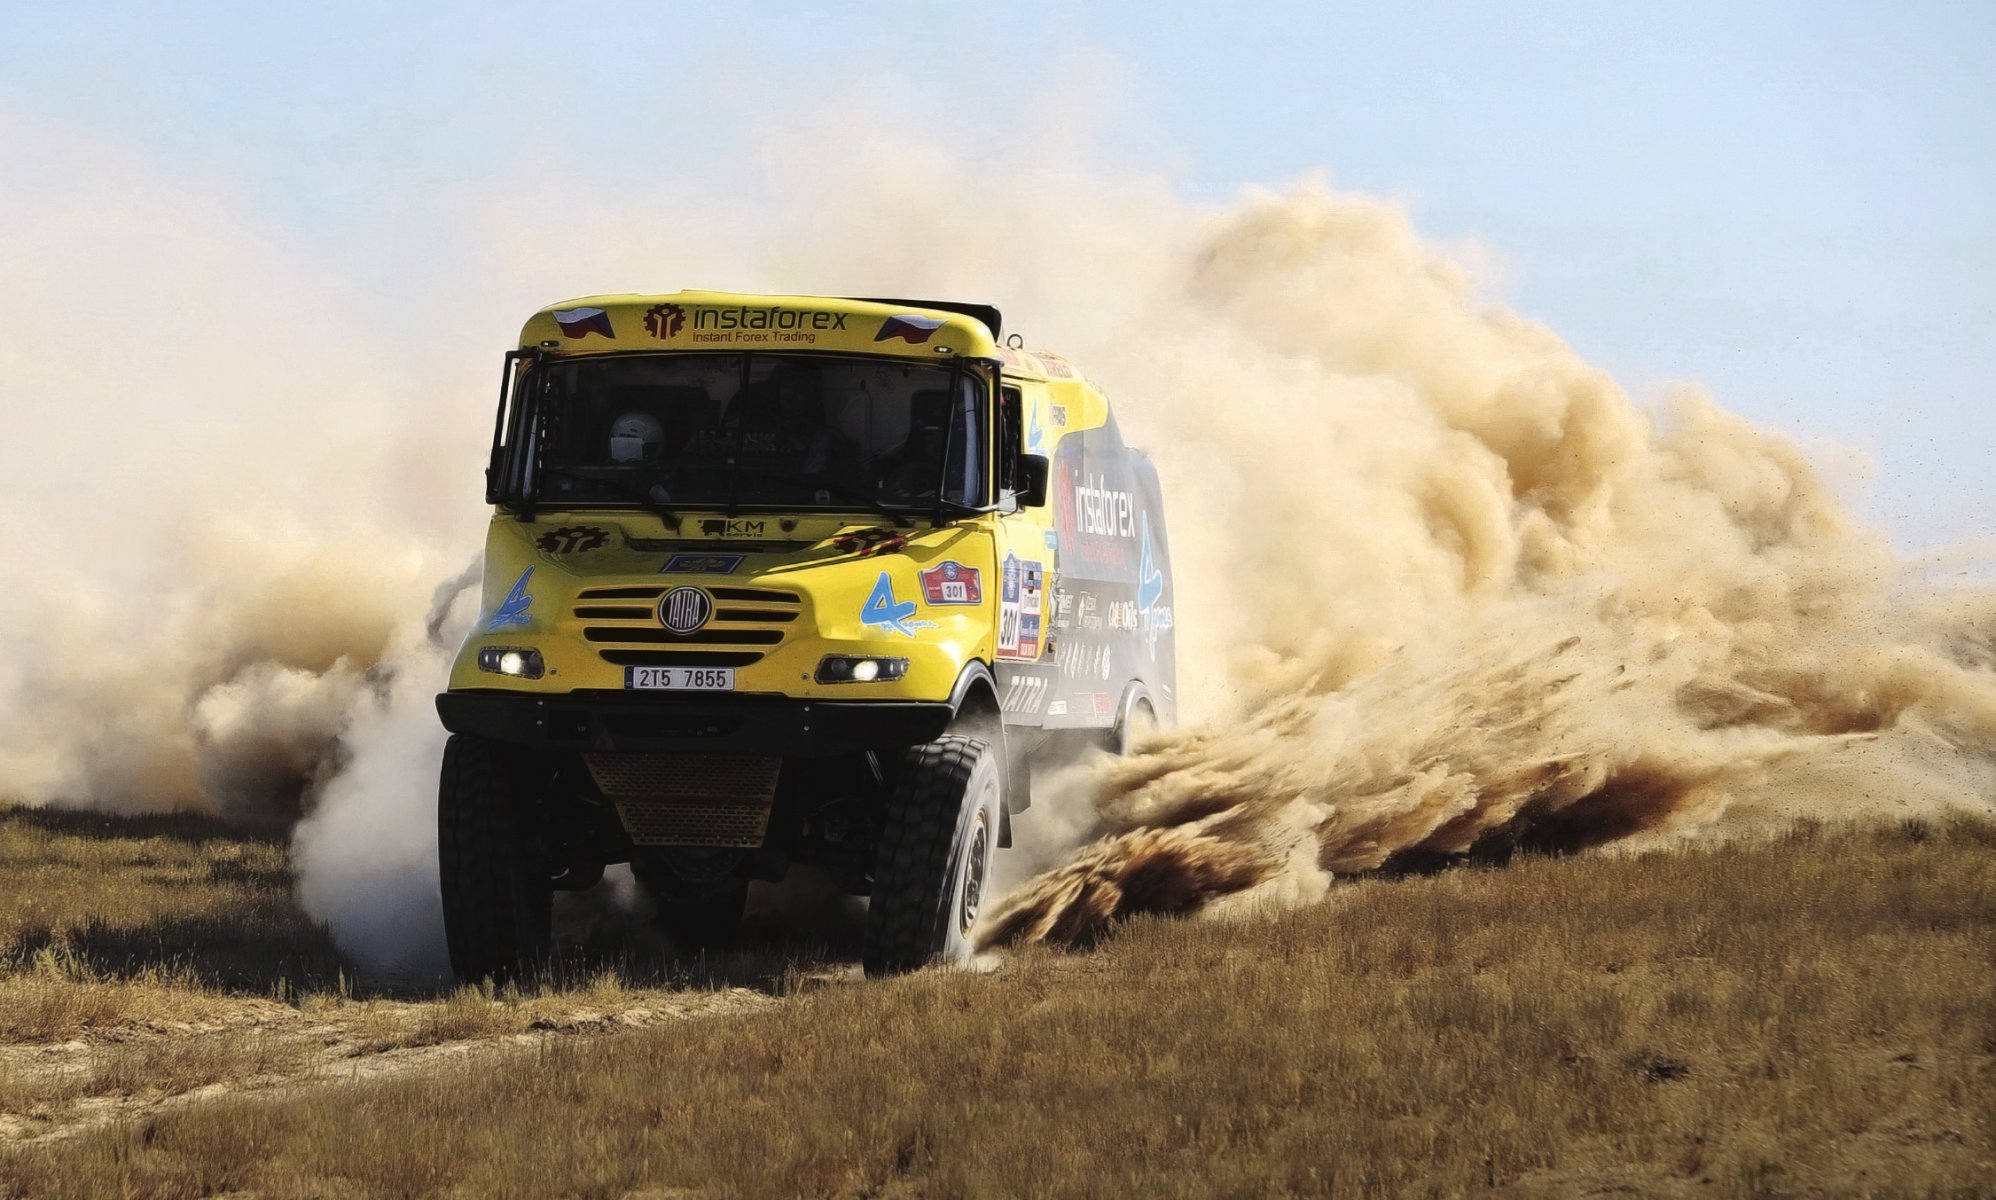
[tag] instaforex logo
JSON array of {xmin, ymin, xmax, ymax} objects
[
  {"xmin": 1074, "ymin": 473, "xmax": 1137, "ymax": 538},
  {"xmin": 680, "ymin": 305, "xmax": 850, "ymax": 345},
  {"xmin": 643, "ymin": 303, "xmax": 685, "ymax": 339}
]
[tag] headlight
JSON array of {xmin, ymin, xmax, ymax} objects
[
  {"xmin": 476, "ymin": 646, "xmax": 545, "ymax": 679},
  {"xmin": 816, "ymin": 655, "xmax": 908, "ymax": 684}
]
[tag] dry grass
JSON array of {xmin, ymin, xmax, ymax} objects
[
  {"xmin": 0, "ymin": 803, "xmax": 794, "ymax": 1150},
  {"xmin": 0, "ymin": 802, "xmax": 789, "ymax": 1023},
  {"xmin": 79, "ymin": 1030, "xmax": 315, "ymax": 1099},
  {"xmin": 3, "ymin": 815, "xmax": 1989, "ymax": 1198},
  {"xmin": 0, "ymin": 805, "xmax": 345, "ymax": 1041},
  {"xmin": 319, "ymin": 971, "xmax": 718, "ymax": 1054}
]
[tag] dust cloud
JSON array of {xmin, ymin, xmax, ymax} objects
[
  {"xmin": 982, "ymin": 182, "xmax": 1996, "ymax": 947},
  {"xmin": 4, "ymin": 112, "xmax": 1993, "ymax": 973}
]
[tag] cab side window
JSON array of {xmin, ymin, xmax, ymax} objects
[{"xmin": 997, "ymin": 384, "xmax": 1024, "ymax": 499}]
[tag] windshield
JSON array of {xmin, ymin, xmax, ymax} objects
[{"xmin": 518, "ymin": 353, "xmax": 985, "ymax": 513}]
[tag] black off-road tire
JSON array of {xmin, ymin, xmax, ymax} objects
[
  {"xmin": 863, "ymin": 734, "xmax": 1003, "ymax": 978},
  {"xmin": 438, "ymin": 734, "xmax": 553, "ymax": 986}
]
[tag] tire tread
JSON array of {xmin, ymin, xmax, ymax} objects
[
  {"xmin": 438, "ymin": 735, "xmax": 549, "ymax": 984},
  {"xmin": 863, "ymin": 734, "xmax": 988, "ymax": 976}
]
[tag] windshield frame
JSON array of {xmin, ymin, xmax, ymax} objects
[{"xmin": 493, "ymin": 350, "xmax": 997, "ymax": 521}]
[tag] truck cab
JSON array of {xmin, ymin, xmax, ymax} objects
[{"xmin": 436, "ymin": 292, "xmax": 1174, "ymax": 979}]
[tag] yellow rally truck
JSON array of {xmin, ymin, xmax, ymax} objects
[{"xmin": 436, "ymin": 292, "xmax": 1174, "ymax": 979}]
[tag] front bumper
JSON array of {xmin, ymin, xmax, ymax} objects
[{"xmin": 436, "ymin": 689, "xmax": 955, "ymax": 756}]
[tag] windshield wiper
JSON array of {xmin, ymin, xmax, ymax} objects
[
  {"xmin": 536, "ymin": 465, "xmax": 682, "ymax": 528},
  {"xmin": 726, "ymin": 467, "xmax": 917, "ymax": 527}
]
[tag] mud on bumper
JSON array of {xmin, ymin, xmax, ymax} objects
[{"xmin": 435, "ymin": 690, "xmax": 955, "ymax": 757}]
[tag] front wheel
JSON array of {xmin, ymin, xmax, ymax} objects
[
  {"xmin": 438, "ymin": 734, "xmax": 554, "ymax": 986},
  {"xmin": 863, "ymin": 734, "xmax": 1002, "ymax": 977}
]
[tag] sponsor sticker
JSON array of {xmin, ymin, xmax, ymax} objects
[
  {"xmin": 999, "ymin": 553, "xmax": 1022, "ymax": 654},
  {"xmin": 657, "ymin": 305, "xmax": 851, "ymax": 345},
  {"xmin": 997, "ymin": 553, "xmax": 1046, "ymax": 660},
  {"xmin": 1001, "ymin": 673, "xmax": 1050, "ymax": 714},
  {"xmin": 918, "ymin": 560, "xmax": 983, "ymax": 605},
  {"xmin": 875, "ymin": 314, "xmax": 947, "ymax": 344},
  {"xmin": 860, "ymin": 572, "xmax": 936, "ymax": 638},
  {"xmin": 487, "ymin": 567, "xmax": 534, "ymax": 631},
  {"xmin": 552, "ymin": 307, "xmax": 614, "ymax": 339},
  {"xmin": 1138, "ymin": 513, "xmax": 1173, "ymax": 657},
  {"xmin": 661, "ymin": 553, "xmax": 743, "ymax": 575},
  {"xmin": 1056, "ymin": 638, "xmax": 1112, "ymax": 681},
  {"xmin": 1074, "ymin": 474, "xmax": 1138, "ymax": 538},
  {"xmin": 643, "ymin": 303, "xmax": 686, "ymax": 339},
  {"xmin": 1137, "ymin": 516, "xmax": 1164, "ymax": 611},
  {"xmin": 701, "ymin": 518, "xmax": 768, "ymax": 538},
  {"xmin": 836, "ymin": 527, "xmax": 910, "ymax": 557},
  {"xmin": 1052, "ymin": 460, "xmax": 1137, "ymax": 578},
  {"xmin": 535, "ymin": 525, "xmax": 610, "ymax": 554}
]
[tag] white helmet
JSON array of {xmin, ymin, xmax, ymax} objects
[{"xmin": 608, "ymin": 411, "xmax": 664, "ymax": 463}]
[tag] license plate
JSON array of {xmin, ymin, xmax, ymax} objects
[{"xmin": 624, "ymin": 666, "xmax": 735, "ymax": 691}]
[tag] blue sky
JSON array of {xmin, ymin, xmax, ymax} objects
[{"xmin": 6, "ymin": 1, "xmax": 1991, "ymax": 547}]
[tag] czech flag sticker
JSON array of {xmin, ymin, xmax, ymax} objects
[
  {"xmin": 553, "ymin": 307, "xmax": 615, "ymax": 339},
  {"xmin": 874, "ymin": 313, "xmax": 947, "ymax": 344}
]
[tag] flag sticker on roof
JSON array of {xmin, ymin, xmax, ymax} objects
[
  {"xmin": 553, "ymin": 307, "xmax": 614, "ymax": 339},
  {"xmin": 874, "ymin": 313, "xmax": 947, "ymax": 344}
]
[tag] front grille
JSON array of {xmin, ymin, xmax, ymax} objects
[
  {"xmin": 583, "ymin": 628, "xmax": 784, "ymax": 645},
  {"xmin": 584, "ymin": 753, "xmax": 782, "ymax": 848},
  {"xmin": 594, "ymin": 650, "xmax": 764, "ymax": 668},
  {"xmin": 715, "ymin": 608, "xmax": 796, "ymax": 623},
  {"xmin": 710, "ymin": 586, "xmax": 802, "ymax": 603},
  {"xmin": 573, "ymin": 586, "xmax": 802, "ymax": 671}
]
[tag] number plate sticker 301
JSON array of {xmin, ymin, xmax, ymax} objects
[
  {"xmin": 918, "ymin": 560, "xmax": 983, "ymax": 605},
  {"xmin": 624, "ymin": 666, "xmax": 735, "ymax": 691}
]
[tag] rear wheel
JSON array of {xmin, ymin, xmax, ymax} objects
[
  {"xmin": 438, "ymin": 734, "xmax": 553, "ymax": 986},
  {"xmin": 863, "ymin": 734, "xmax": 1002, "ymax": 977},
  {"xmin": 1106, "ymin": 697, "xmax": 1158, "ymax": 756}
]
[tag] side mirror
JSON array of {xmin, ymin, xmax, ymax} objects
[{"xmin": 1016, "ymin": 454, "xmax": 1050, "ymax": 509}]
